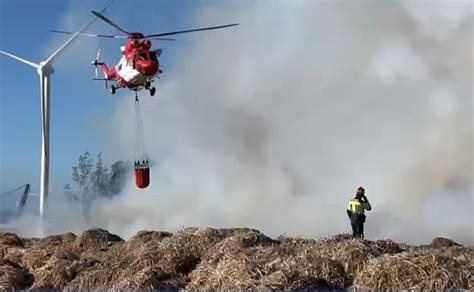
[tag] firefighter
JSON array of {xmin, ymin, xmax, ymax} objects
[{"xmin": 346, "ymin": 186, "xmax": 371, "ymax": 238}]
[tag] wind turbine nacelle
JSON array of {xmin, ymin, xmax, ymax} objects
[{"xmin": 37, "ymin": 62, "xmax": 54, "ymax": 75}]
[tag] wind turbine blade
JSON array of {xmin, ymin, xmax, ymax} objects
[
  {"xmin": 44, "ymin": 0, "xmax": 116, "ymax": 65},
  {"xmin": 0, "ymin": 50, "xmax": 39, "ymax": 68}
]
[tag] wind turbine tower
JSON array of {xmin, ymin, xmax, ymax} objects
[{"xmin": 0, "ymin": 1, "xmax": 114, "ymax": 227}]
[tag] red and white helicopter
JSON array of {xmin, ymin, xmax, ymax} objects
[{"xmin": 51, "ymin": 10, "xmax": 238, "ymax": 96}]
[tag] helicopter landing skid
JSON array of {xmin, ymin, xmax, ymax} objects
[{"xmin": 133, "ymin": 85, "xmax": 156, "ymax": 97}]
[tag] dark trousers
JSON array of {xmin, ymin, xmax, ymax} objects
[{"xmin": 351, "ymin": 216, "xmax": 364, "ymax": 238}]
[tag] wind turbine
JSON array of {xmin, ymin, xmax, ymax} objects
[{"xmin": 0, "ymin": 0, "xmax": 115, "ymax": 228}]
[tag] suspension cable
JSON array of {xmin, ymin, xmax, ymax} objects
[
  {"xmin": 134, "ymin": 91, "xmax": 147, "ymax": 163},
  {"xmin": 135, "ymin": 93, "xmax": 141, "ymax": 162}
]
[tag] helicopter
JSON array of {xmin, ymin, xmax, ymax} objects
[{"xmin": 51, "ymin": 10, "xmax": 239, "ymax": 96}]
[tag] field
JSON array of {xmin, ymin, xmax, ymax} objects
[{"xmin": 0, "ymin": 228, "xmax": 472, "ymax": 289}]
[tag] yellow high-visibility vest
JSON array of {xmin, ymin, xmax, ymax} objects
[{"xmin": 347, "ymin": 199, "xmax": 370, "ymax": 215}]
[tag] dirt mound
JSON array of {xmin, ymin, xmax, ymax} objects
[{"xmin": 0, "ymin": 228, "xmax": 471, "ymax": 289}]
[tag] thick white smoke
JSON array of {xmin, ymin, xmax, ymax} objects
[
  {"xmin": 87, "ymin": 0, "xmax": 473, "ymax": 244},
  {"xmin": 8, "ymin": 1, "xmax": 473, "ymax": 244}
]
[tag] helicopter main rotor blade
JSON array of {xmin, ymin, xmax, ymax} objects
[
  {"xmin": 150, "ymin": 37, "xmax": 175, "ymax": 41},
  {"xmin": 50, "ymin": 30, "xmax": 128, "ymax": 38},
  {"xmin": 145, "ymin": 23, "xmax": 239, "ymax": 38},
  {"xmin": 49, "ymin": 30, "xmax": 175, "ymax": 41},
  {"xmin": 92, "ymin": 10, "xmax": 131, "ymax": 35}
]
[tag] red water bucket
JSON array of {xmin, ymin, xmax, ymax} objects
[{"xmin": 135, "ymin": 167, "xmax": 150, "ymax": 189}]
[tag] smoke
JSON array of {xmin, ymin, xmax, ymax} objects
[
  {"xmin": 7, "ymin": 1, "xmax": 472, "ymax": 244},
  {"xmin": 85, "ymin": 0, "xmax": 472, "ymax": 244}
]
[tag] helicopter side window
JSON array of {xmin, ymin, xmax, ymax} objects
[
  {"xmin": 149, "ymin": 51, "xmax": 157, "ymax": 62},
  {"xmin": 118, "ymin": 64, "xmax": 122, "ymax": 71}
]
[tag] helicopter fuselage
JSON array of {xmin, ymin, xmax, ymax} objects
[{"xmin": 96, "ymin": 37, "xmax": 162, "ymax": 95}]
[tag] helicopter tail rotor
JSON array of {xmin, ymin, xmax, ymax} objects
[{"xmin": 91, "ymin": 48, "xmax": 103, "ymax": 78}]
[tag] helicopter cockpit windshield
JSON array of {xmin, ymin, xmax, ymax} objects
[
  {"xmin": 138, "ymin": 52, "xmax": 149, "ymax": 61},
  {"xmin": 136, "ymin": 51, "xmax": 157, "ymax": 62}
]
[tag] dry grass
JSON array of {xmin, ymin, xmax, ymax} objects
[
  {"xmin": 431, "ymin": 237, "xmax": 462, "ymax": 249},
  {"xmin": 114, "ymin": 266, "xmax": 177, "ymax": 289},
  {"xmin": 189, "ymin": 231, "xmax": 346, "ymax": 289},
  {"xmin": 374, "ymin": 239, "xmax": 403, "ymax": 254},
  {"xmin": 354, "ymin": 247, "xmax": 472, "ymax": 289},
  {"xmin": 292, "ymin": 237, "xmax": 383, "ymax": 284},
  {"xmin": 127, "ymin": 230, "xmax": 172, "ymax": 247},
  {"xmin": 0, "ymin": 227, "xmax": 471, "ymax": 290},
  {"xmin": 66, "ymin": 269, "xmax": 118, "ymax": 289},
  {"xmin": 0, "ymin": 232, "xmax": 23, "ymax": 247},
  {"xmin": 31, "ymin": 258, "xmax": 80, "ymax": 289},
  {"xmin": 0, "ymin": 259, "xmax": 33, "ymax": 289},
  {"xmin": 74, "ymin": 228, "xmax": 124, "ymax": 251}
]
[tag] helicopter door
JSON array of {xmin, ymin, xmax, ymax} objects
[
  {"xmin": 118, "ymin": 56, "xmax": 140, "ymax": 83},
  {"xmin": 116, "ymin": 56, "xmax": 127, "ymax": 71}
]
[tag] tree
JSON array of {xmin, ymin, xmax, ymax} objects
[
  {"xmin": 90, "ymin": 153, "xmax": 110, "ymax": 198},
  {"xmin": 71, "ymin": 151, "xmax": 93, "ymax": 196},
  {"xmin": 70, "ymin": 152, "xmax": 94, "ymax": 218},
  {"xmin": 64, "ymin": 151, "xmax": 130, "ymax": 219}
]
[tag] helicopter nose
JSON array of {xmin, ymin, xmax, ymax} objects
[{"xmin": 136, "ymin": 60, "xmax": 158, "ymax": 76}]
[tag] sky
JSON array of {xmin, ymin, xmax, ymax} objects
[
  {"xmin": 0, "ymin": 0, "xmax": 473, "ymax": 244},
  {"xmin": 0, "ymin": 0, "xmax": 231, "ymax": 192}
]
